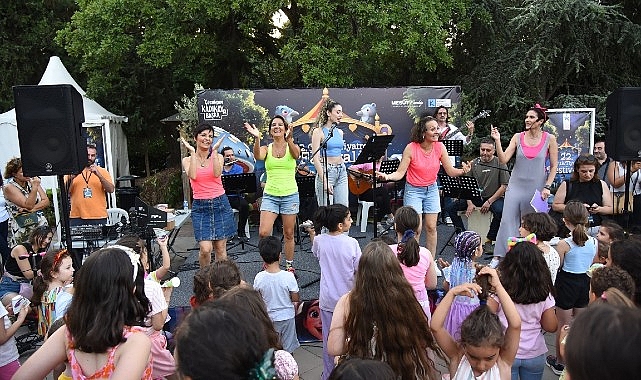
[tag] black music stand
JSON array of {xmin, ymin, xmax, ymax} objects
[
  {"xmin": 437, "ymin": 173, "xmax": 482, "ymax": 256},
  {"xmin": 222, "ymin": 173, "xmax": 258, "ymax": 254},
  {"xmin": 441, "ymin": 140, "xmax": 464, "ymax": 158},
  {"xmin": 353, "ymin": 135, "xmax": 394, "ymax": 238},
  {"xmin": 296, "ymin": 175, "xmax": 317, "ymax": 248}
]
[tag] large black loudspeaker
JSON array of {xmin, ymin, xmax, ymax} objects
[
  {"xmin": 13, "ymin": 84, "xmax": 86, "ymax": 177},
  {"xmin": 606, "ymin": 87, "xmax": 641, "ymax": 161}
]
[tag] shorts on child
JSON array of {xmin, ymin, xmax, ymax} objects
[
  {"xmin": 554, "ymin": 270, "xmax": 590, "ymax": 310},
  {"xmin": 403, "ymin": 182, "xmax": 440, "ymax": 214},
  {"xmin": 261, "ymin": 192, "xmax": 300, "ymax": 215},
  {"xmin": 273, "ymin": 318, "xmax": 300, "ymax": 353}
]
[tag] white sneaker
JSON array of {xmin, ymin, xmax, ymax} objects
[{"xmin": 445, "ymin": 216, "xmax": 453, "ymax": 225}]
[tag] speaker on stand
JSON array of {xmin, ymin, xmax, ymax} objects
[
  {"xmin": 13, "ymin": 84, "xmax": 86, "ymax": 253},
  {"xmin": 605, "ymin": 87, "xmax": 641, "ymax": 229}
]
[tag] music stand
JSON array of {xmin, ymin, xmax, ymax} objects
[
  {"xmin": 294, "ymin": 175, "xmax": 316, "ymax": 248},
  {"xmin": 353, "ymin": 135, "xmax": 394, "ymax": 238},
  {"xmin": 222, "ymin": 173, "xmax": 258, "ymax": 253},
  {"xmin": 437, "ymin": 173, "xmax": 482, "ymax": 256},
  {"xmin": 441, "ymin": 140, "xmax": 464, "ymax": 157}
]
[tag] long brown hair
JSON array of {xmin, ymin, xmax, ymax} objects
[{"xmin": 345, "ymin": 241, "xmax": 443, "ymax": 380}]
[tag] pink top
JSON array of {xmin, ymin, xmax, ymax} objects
[
  {"xmin": 389, "ymin": 244, "xmax": 431, "ymax": 301},
  {"xmin": 497, "ymin": 294, "xmax": 556, "ymax": 359},
  {"xmin": 190, "ymin": 155, "xmax": 225, "ymax": 199},
  {"xmin": 520, "ymin": 131, "xmax": 549, "ymax": 159},
  {"xmin": 406, "ymin": 142, "xmax": 443, "ymax": 187}
]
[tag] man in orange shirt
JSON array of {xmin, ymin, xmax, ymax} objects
[{"xmin": 67, "ymin": 144, "xmax": 115, "ymax": 226}]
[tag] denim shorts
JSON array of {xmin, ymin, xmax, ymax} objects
[
  {"xmin": 261, "ymin": 192, "xmax": 300, "ymax": 215},
  {"xmin": 404, "ymin": 182, "xmax": 440, "ymax": 214},
  {"xmin": 191, "ymin": 195, "xmax": 236, "ymax": 241},
  {"xmin": 0, "ymin": 275, "xmax": 21, "ymax": 299}
]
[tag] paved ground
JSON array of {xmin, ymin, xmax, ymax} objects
[{"xmin": 19, "ymin": 214, "xmax": 560, "ymax": 379}]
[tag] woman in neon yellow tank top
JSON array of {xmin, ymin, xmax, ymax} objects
[{"xmin": 245, "ymin": 115, "xmax": 301, "ymax": 273}]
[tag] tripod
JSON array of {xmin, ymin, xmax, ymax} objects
[
  {"xmin": 437, "ymin": 173, "xmax": 482, "ymax": 257},
  {"xmin": 222, "ymin": 173, "xmax": 258, "ymax": 254},
  {"xmin": 352, "ymin": 135, "xmax": 395, "ymax": 238}
]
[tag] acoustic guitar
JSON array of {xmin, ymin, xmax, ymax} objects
[{"xmin": 347, "ymin": 168, "xmax": 375, "ymax": 195}]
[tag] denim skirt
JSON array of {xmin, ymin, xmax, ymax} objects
[{"xmin": 191, "ymin": 195, "xmax": 235, "ymax": 241}]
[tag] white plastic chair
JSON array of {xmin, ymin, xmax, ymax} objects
[
  {"xmin": 355, "ymin": 200, "xmax": 375, "ymax": 233},
  {"xmin": 107, "ymin": 208, "xmax": 130, "ymax": 225}
]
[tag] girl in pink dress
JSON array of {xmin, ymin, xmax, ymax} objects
[{"xmin": 388, "ymin": 206, "xmax": 437, "ymax": 318}]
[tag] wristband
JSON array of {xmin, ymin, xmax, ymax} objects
[{"xmin": 543, "ymin": 185, "xmax": 551, "ymax": 190}]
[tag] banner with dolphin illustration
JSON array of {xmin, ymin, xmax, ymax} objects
[{"xmin": 197, "ymin": 86, "xmax": 462, "ymax": 172}]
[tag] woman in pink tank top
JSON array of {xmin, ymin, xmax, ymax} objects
[
  {"xmin": 181, "ymin": 124, "xmax": 235, "ymax": 267},
  {"xmin": 490, "ymin": 105, "xmax": 559, "ymax": 261},
  {"xmin": 380, "ymin": 115, "xmax": 471, "ymax": 259}
]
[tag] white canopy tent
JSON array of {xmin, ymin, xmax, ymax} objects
[{"xmin": 0, "ymin": 56, "xmax": 130, "ymax": 237}]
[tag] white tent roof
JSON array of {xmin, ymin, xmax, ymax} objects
[{"xmin": 0, "ymin": 56, "xmax": 129, "ymax": 194}]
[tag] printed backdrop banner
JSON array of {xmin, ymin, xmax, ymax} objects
[
  {"xmin": 544, "ymin": 108, "xmax": 596, "ymax": 187},
  {"xmin": 197, "ymin": 87, "xmax": 462, "ymax": 169}
]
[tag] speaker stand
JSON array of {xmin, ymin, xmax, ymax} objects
[{"xmin": 58, "ymin": 175, "xmax": 73, "ymax": 252}]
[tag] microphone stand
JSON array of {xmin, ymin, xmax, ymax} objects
[
  {"xmin": 474, "ymin": 159, "xmax": 512, "ymax": 174},
  {"xmin": 309, "ymin": 124, "xmax": 337, "ymax": 206}
]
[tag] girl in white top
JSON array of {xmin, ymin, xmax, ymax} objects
[
  {"xmin": 431, "ymin": 267, "xmax": 521, "ymax": 380},
  {"xmin": 519, "ymin": 212, "xmax": 561, "ymax": 284}
]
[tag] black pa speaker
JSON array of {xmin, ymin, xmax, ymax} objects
[
  {"xmin": 606, "ymin": 87, "xmax": 641, "ymax": 161},
  {"xmin": 13, "ymin": 84, "xmax": 86, "ymax": 177}
]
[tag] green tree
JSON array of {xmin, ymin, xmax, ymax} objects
[{"xmin": 0, "ymin": 0, "xmax": 79, "ymax": 110}]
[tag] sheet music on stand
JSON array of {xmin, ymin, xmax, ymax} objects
[
  {"xmin": 221, "ymin": 173, "xmax": 257, "ymax": 194},
  {"xmin": 296, "ymin": 175, "xmax": 316, "ymax": 198},
  {"xmin": 353, "ymin": 135, "xmax": 395, "ymax": 165},
  {"xmin": 379, "ymin": 159, "xmax": 400, "ymax": 174},
  {"xmin": 438, "ymin": 173, "xmax": 482, "ymax": 201},
  {"xmin": 441, "ymin": 140, "xmax": 464, "ymax": 157}
]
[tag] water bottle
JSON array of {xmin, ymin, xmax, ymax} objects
[{"xmin": 183, "ymin": 200, "xmax": 189, "ymax": 211}]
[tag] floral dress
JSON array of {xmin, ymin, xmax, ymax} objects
[{"xmin": 4, "ymin": 178, "xmax": 48, "ymax": 246}]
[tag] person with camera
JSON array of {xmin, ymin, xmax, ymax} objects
[
  {"xmin": 221, "ymin": 146, "xmax": 250, "ymax": 240},
  {"xmin": 3, "ymin": 157, "xmax": 50, "ymax": 247},
  {"xmin": 552, "ymin": 154, "xmax": 612, "ymax": 237}
]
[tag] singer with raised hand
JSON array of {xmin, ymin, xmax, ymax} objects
[
  {"xmin": 490, "ymin": 104, "xmax": 558, "ymax": 263},
  {"xmin": 378, "ymin": 115, "xmax": 471, "ymax": 260},
  {"xmin": 311, "ymin": 99, "xmax": 348, "ymax": 207},
  {"xmin": 245, "ymin": 116, "xmax": 301, "ymax": 274},
  {"xmin": 181, "ymin": 124, "xmax": 235, "ymax": 267}
]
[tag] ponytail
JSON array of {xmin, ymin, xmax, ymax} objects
[
  {"xmin": 397, "ymin": 230, "xmax": 420, "ymax": 267},
  {"xmin": 571, "ymin": 222, "xmax": 589, "ymax": 247},
  {"xmin": 563, "ymin": 201, "xmax": 590, "ymax": 246},
  {"xmin": 313, "ymin": 204, "xmax": 349, "ymax": 233}
]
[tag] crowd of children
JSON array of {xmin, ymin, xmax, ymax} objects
[{"xmin": 2, "ymin": 194, "xmax": 640, "ymax": 380}]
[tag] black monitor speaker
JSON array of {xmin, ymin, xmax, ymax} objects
[{"xmin": 13, "ymin": 84, "xmax": 86, "ymax": 176}]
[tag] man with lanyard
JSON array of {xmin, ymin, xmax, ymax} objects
[
  {"xmin": 67, "ymin": 144, "xmax": 115, "ymax": 227},
  {"xmin": 444, "ymin": 137, "xmax": 509, "ymax": 253},
  {"xmin": 434, "ymin": 106, "xmax": 475, "ymax": 224},
  {"xmin": 594, "ymin": 138, "xmax": 612, "ymax": 186},
  {"xmin": 221, "ymin": 146, "xmax": 249, "ymax": 240}
]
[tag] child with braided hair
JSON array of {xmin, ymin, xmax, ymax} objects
[
  {"xmin": 388, "ymin": 206, "xmax": 437, "ymax": 318},
  {"xmin": 437, "ymin": 230, "xmax": 483, "ymax": 341}
]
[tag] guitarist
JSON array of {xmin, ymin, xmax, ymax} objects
[
  {"xmin": 349, "ymin": 158, "xmax": 395, "ymax": 234},
  {"xmin": 434, "ymin": 106, "xmax": 475, "ymax": 145}
]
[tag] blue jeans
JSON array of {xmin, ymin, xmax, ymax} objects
[
  {"xmin": 444, "ymin": 197, "xmax": 504, "ymax": 241},
  {"xmin": 315, "ymin": 163, "xmax": 348, "ymax": 207},
  {"xmin": 511, "ymin": 354, "xmax": 545, "ymax": 380}
]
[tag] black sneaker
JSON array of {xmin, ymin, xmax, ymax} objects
[{"xmin": 546, "ymin": 355, "xmax": 564, "ymax": 376}]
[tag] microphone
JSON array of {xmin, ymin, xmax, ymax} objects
[{"xmin": 329, "ymin": 122, "xmax": 338, "ymax": 135}]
